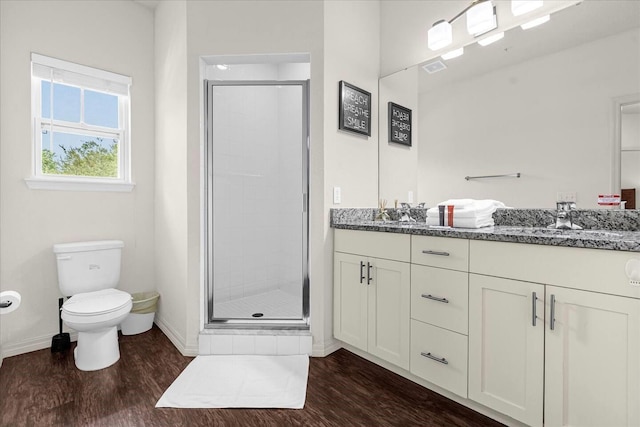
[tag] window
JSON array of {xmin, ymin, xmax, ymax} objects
[{"xmin": 27, "ymin": 53, "xmax": 133, "ymax": 191}]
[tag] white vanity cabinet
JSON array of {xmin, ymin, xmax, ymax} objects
[
  {"xmin": 410, "ymin": 236, "xmax": 470, "ymax": 398},
  {"xmin": 469, "ymin": 240, "xmax": 640, "ymax": 427},
  {"xmin": 468, "ymin": 274, "xmax": 545, "ymax": 427},
  {"xmin": 544, "ymin": 285, "xmax": 640, "ymax": 427},
  {"xmin": 334, "ymin": 229, "xmax": 411, "ymax": 369}
]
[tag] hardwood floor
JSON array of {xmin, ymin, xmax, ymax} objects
[{"xmin": 0, "ymin": 326, "xmax": 503, "ymax": 427}]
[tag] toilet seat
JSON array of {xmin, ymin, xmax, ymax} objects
[{"xmin": 63, "ymin": 289, "xmax": 132, "ymax": 316}]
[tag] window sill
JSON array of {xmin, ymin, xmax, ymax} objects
[{"xmin": 24, "ymin": 177, "xmax": 135, "ymax": 192}]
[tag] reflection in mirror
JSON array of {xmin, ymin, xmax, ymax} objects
[
  {"xmin": 378, "ymin": 67, "xmax": 418, "ymax": 205},
  {"xmin": 621, "ymin": 101, "xmax": 640, "ymax": 209},
  {"xmin": 379, "ymin": 0, "xmax": 640, "ymax": 209}
]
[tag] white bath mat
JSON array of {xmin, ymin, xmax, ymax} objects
[{"xmin": 156, "ymin": 355, "xmax": 309, "ymax": 409}]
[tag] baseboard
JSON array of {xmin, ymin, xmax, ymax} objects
[
  {"xmin": 311, "ymin": 337, "xmax": 341, "ymax": 357},
  {"xmin": 154, "ymin": 316, "xmax": 198, "ymax": 357},
  {"xmin": 1, "ymin": 331, "xmax": 78, "ymax": 360}
]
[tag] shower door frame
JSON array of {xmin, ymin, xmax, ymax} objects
[{"xmin": 204, "ymin": 79, "xmax": 310, "ymax": 329}]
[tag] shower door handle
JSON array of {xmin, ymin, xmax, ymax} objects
[
  {"xmin": 360, "ymin": 261, "xmax": 366, "ymax": 284},
  {"xmin": 367, "ymin": 262, "xmax": 373, "ymax": 285}
]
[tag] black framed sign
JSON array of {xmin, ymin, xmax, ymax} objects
[
  {"xmin": 339, "ymin": 81, "xmax": 371, "ymax": 136},
  {"xmin": 388, "ymin": 102, "xmax": 412, "ymax": 146}
]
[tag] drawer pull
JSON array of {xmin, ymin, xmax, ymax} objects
[
  {"xmin": 532, "ymin": 291, "xmax": 537, "ymax": 327},
  {"xmin": 421, "ymin": 294, "xmax": 449, "ymax": 304},
  {"xmin": 360, "ymin": 261, "xmax": 365, "ymax": 284},
  {"xmin": 550, "ymin": 294, "xmax": 556, "ymax": 331},
  {"xmin": 367, "ymin": 262, "xmax": 373, "ymax": 285},
  {"xmin": 422, "ymin": 250, "xmax": 450, "ymax": 257},
  {"xmin": 421, "ymin": 352, "xmax": 449, "ymax": 365}
]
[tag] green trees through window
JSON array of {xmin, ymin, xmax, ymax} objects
[{"xmin": 42, "ymin": 138, "xmax": 118, "ymax": 178}]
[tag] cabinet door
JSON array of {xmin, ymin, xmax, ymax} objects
[
  {"xmin": 468, "ymin": 274, "xmax": 545, "ymax": 427},
  {"xmin": 368, "ymin": 258, "xmax": 411, "ymax": 369},
  {"xmin": 334, "ymin": 252, "xmax": 368, "ymax": 351},
  {"xmin": 545, "ymin": 286, "xmax": 640, "ymax": 427}
]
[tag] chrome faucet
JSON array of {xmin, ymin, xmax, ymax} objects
[
  {"xmin": 398, "ymin": 202, "xmax": 425, "ymax": 222},
  {"xmin": 399, "ymin": 203, "xmax": 415, "ymax": 222},
  {"xmin": 551, "ymin": 201, "xmax": 582, "ymax": 230}
]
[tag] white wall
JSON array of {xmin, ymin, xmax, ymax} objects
[
  {"xmin": 154, "ymin": 0, "xmax": 190, "ymax": 352},
  {"xmin": 324, "ymin": 1, "xmax": 380, "ymax": 210},
  {"xmin": 417, "ymin": 29, "xmax": 640, "ymax": 208},
  {"xmin": 0, "ymin": 1, "xmax": 155, "ymax": 360}
]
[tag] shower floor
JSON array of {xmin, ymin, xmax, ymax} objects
[{"xmin": 213, "ymin": 289, "xmax": 302, "ymax": 320}]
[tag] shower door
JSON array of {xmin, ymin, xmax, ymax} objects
[{"xmin": 204, "ymin": 80, "xmax": 309, "ymax": 327}]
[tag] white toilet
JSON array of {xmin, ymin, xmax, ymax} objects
[{"xmin": 53, "ymin": 240, "xmax": 132, "ymax": 371}]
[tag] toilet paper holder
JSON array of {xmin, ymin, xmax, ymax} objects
[{"xmin": 0, "ymin": 300, "xmax": 12, "ymax": 308}]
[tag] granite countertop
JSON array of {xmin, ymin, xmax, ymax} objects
[{"xmin": 330, "ymin": 209, "xmax": 640, "ymax": 253}]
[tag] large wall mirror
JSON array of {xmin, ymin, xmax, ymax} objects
[{"xmin": 379, "ymin": 0, "xmax": 640, "ymax": 209}]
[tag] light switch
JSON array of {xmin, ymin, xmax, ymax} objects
[{"xmin": 333, "ymin": 187, "xmax": 341, "ymax": 204}]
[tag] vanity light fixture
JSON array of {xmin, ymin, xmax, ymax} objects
[
  {"xmin": 427, "ymin": 0, "xmax": 497, "ymax": 51},
  {"xmin": 441, "ymin": 47, "xmax": 465, "ymax": 60},
  {"xmin": 512, "ymin": 0, "xmax": 543, "ymax": 16},
  {"xmin": 428, "ymin": 20, "xmax": 453, "ymax": 51},
  {"xmin": 467, "ymin": 1, "xmax": 496, "ymax": 36},
  {"xmin": 520, "ymin": 14, "xmax": 550, "ymax": 30},
  {"xmin": 427, "ymin": 0, "xmax": 545, "ymax": 51},
  {"xmin": 478, "ymin": 31, "xmax": 505, "ymax": 46}
]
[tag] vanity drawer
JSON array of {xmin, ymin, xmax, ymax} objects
[
  {"xmin": 411, "ymin": 236, "xmax": 469, "ymax": 271},
  {"xmin": 469, "ymin": 240, "xmax": 640, "ymax": 299},
  {"xmin": 335, "ymin": 229, "xmax": 410, "ymax": 262},
  {"xmin": 411, "ymin": 265, "xmax": 468, "ymax": 335},
  {"xmin": 410, "ymin": 320, "xmax": 468, "ymax": 398}
]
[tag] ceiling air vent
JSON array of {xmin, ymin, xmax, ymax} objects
[{"xmin": 422, "ymin": 60, "xmax": 447, "ymax": 74}]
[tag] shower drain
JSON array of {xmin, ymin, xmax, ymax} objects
[{"xmin": 252, "ymin": 312, "xmax": 264, "ymax": 318}]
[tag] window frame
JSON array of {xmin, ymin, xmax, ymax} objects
[{"xmin": 27, "ymin": 53, "xmax": 134, "ymax": 192}]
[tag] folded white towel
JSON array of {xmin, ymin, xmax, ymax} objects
[
  {"xmin": 427, "ymin": 215, "xmax": 494, "ymax": 229},
  {"xmin": 437, "ymin": 199, "xmax": 475, "ymax": 208},
  {"xmin": 427, "ymin": 199, "xmax": 506, "ymax": 219}
]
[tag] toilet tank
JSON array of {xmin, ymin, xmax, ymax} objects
[{"xmin": 53, "ymin": 240, "xmax": 124, "ymax": 296}]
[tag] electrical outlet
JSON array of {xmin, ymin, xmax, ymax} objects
[
  {"xmin": 408, "ymin": 191, "xmax": 414, "ymax": 204},
  {"xmin": 333, "ymin": 187, "xmax": 341, "ymax": 204},
  {"xmin": 556, "ymin": 192, "xmax": 577, "ymax": 203}
]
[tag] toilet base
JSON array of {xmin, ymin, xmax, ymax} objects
[{"xmin": 74, "ymin": 326, "xmax": 121, "ymax": 371}]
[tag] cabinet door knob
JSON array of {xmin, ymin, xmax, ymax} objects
[
  {"xmin": 421, "ymin": 352, "xmax": 449, "ymax": 365},
  {"xmin": 421, "ymin": 294, "xmax": 449, "ymax": 304}
]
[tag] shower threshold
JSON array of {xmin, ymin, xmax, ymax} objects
[{"xmin": 204, "ymin": 320, "xmax": 309, "ymax": 331}]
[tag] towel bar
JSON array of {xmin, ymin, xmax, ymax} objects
[{"xmin": 465, "ymin": 172, "xmax": 521, "ymax": 181}]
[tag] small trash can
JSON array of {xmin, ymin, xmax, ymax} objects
[{"xmin": 121, "ymin": 291, "xmax": 160, "ymax": 335}]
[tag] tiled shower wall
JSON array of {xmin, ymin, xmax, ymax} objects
[{"xmin": 210, "ymin": 64, "xmax": 305, "ymax": 314}]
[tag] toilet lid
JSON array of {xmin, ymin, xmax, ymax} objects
[{"xmin": 63, "ymin": 289, "xmax": 131, "ymax": 316}]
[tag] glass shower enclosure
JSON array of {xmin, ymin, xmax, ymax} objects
[{"xmin": 204, "ymin": 79, "xmax": 309, "ymax": 328}]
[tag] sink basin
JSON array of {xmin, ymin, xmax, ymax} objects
[{"xmin": 501, "ymin": 227, "xmax": 622, "ymax": 239}]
